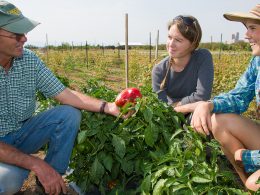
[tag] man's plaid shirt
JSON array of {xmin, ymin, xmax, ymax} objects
[
  {"xmin": 212, "ymin": 56, "xmax": 260, "ymax": 115},
  {"xmin": 0, "ymin": 49, "xmax": 65, "ymax": 137}
]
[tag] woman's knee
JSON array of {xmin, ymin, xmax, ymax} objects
[
  {"xmin": 211, "ymin": 113, "xmax": 235, "ymax": 139},
  {"xmin": 0, "ymin": 163, "xmax": 29, "ymax": 194},
  {"xmin": 210, "ymin": 113, "xmax": 224, "ymax": 138}
]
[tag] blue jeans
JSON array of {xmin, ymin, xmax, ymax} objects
[{"xmin": 0, "ymin": 105, "xmax": 81, "ymax": 195}]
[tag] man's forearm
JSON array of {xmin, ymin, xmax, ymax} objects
[
  {"xmin": 54, "ymin": 88, "xmax": 119, "ymax": 116},
  {"xmin": 0, "ymin": 141, "xmax": 37, "ymax": 171}
]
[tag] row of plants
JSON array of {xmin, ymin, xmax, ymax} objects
[
  {"xmin": 26, "ymin": 41, "xmax": 251, "ymax": 51},
  {"xmin": 38, "ymin": 49, "xmax": 256, "ymax": 119}
]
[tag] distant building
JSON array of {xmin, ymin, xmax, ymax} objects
[
  {"xmin": 235, "ymin": 32, "xmax": 239, "ymax": 42},
  {"xmin": 230, "ymin": 32, "xmax": 240, "ymax": 43}
]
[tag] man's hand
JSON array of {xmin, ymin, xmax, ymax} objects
[
  {"xmin": 106, "ymin": 102, "xmax": 120, "ymax": 117},
  {"xmin": 190, "ymin": 101, "xmax": 214, "ymax": 135},
  {"xmin": 32, "ymin": 158, "xmax": 67, "ymax": 195},
  {"xmin": 107, "ymin": 102, "xmax": 135, "ymax": 119},
  {"xmin": 0, "ymin": 142, "xmax": 67, "ymax": 195}
]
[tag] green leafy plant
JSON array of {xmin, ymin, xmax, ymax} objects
[{"xmin": 67, "ymin": 80, "xmax": 248, "ymax": 195}]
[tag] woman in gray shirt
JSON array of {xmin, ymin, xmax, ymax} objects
[{"xmin": 152, "ymin": 15, "xmax": 214, "ymax": 112}]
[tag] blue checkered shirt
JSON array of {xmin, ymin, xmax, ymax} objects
[
  {"xmin": 242, "ymin": 150, "xmax": 260, "ymax": 173},
  {"xmin": 212, "ymin": 56, "xmax": 260, "ymax": 115},
  {"xmin": 0, "ymin": 49, "xmax": 65, "ymax": 137}
]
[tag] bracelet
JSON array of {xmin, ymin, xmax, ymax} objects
[{"xmin": 99, "ymin": 101, "xmax": 107, "ymax": 114}]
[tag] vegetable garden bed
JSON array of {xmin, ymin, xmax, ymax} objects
[{"xmin": 66, "ymin": 80, "xmax": 250, "ymax": 195}]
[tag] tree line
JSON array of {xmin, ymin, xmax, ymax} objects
[{"xmin": 25, "ymin": 41, "xmax": 251, "ymax": 51}]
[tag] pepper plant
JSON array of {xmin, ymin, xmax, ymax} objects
[{"xmin": 67, "ymin": 79, "xmax": 248, "ymax": 194}]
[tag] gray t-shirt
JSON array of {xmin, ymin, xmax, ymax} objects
[{"xmin": 152, "ymin": 48, "xmax": 214, "ymax": 105}]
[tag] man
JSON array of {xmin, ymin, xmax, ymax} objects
[
  {"xmin": 0, "ymin": 1, "xmax": 120, "ymax": 194},
  {"xmin": 175, "ymin": 4, "xmax": 260, "ymax": 191}
]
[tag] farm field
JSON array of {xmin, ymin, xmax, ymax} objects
[
  {"xmin": 39, "ymin": 48, "xmax": 256, "ymax": 119},
  {"xmin": 19, "ymin": 48, "xmax": 258, "ymax": 194}
]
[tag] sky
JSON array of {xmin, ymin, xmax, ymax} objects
[{"xmin": 7, "ymin": 0, "xmax": 259, "ymax": 47}]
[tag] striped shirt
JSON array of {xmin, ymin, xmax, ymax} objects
[
  {"xmin": 0, "ymin": 49, "xmax": 65, "ymax": 137},
  {"xmin": 212, "ymin": 56, "xmax": 260, "ymax": 115}
]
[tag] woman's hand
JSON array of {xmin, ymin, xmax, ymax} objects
[
  {"xmin": 190, "ymin": 101, "xmax": 214, "ymax": 135},
  {"xmin": 174, "ymin": 101, "xmax": 203, "ymax": 114}
]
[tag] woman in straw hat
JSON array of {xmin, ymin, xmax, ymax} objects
[{"xmin": 175, "ymin": 4, "xmax": 260, "ymax": 191}]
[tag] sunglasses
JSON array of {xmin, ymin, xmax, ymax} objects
[
  {"xmin": 174, "ymin": 15, "xmax": 195, "ymax": 26},
  {"xmin": 0, "ymin": 33, "xmax": 26, "ymax": 42}
]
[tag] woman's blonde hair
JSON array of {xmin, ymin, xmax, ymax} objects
[{"xmin": 168, "ymin": 15, "xmax": 202, "ymax": 50}]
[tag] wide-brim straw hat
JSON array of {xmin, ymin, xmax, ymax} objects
[{"xmin": 224, "ymin": 4, "xmax": 260, "ymax": 23}]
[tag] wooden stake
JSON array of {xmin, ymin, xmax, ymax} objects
[{"xmin": 125, "ymin": 13, "xmax": 129, "ymax": 88}]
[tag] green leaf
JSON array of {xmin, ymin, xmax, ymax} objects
[
  {"xmin": 170, "ymin": 184, "xmax": 188, "ymax": 193},
  {"xmin": 170, "ymin": 129, "xmax": 184, "ymax": 140},
  {"xmin": 144, "ymin": 123, "xmax": 156, "ymax": 147},
  {"xmin": 195, "ymin": 139, "xmax": 204, "ymax": 151},
  {"xmin": 77, "ymin": 130, "xmax": 88, "ymax": 144},
  {"xmin": 101, "ymin": 153, "xmax": 113, "ymax": 172},
  {"xmin": 152, "ymin": 179, "xmax": 167, "ymax": 195},
  {"xmin": 151, "ymin": 166, "xmax": 168, "ymax": 184},
  {"xmin": 121, "ymin": 159, "xmax": 134, "ymax": 175},
  {"xmin": 171, "ymin": 115, "xmax": 181, "ymax": 129},
  {"xmin": 195, "ymin": 147, "xmax": 201, "ymax": 156},
  {"xmin": 225, "ymin": 188, "xmax": 249, "ymax": 195},
  {"xmin": 112, "ymin": 134, "xmax": 126, "ymax": 158},
  {"xmin": 191, "ymin": 176, "xmax": 212, "ymax": 183},
  {"xmin": 166, "ymin": 167, "xmax": 175, "ymax": 177},
  {"xmin": 111, "ymin": 162, "xmax": 120, "ymax": 179},
  {"xmin": 143, "ymin": 106, "xmax": 153, "ymax": 123},
  {"xmin": 141, "ymin": 174, "xmax": 151, "ymax": 193},
  {"xmin": 85, "ymin": 126, "xmax": 99, "ymax": 136},
  {"xmin": 153, "ymin": 108, "xmax": 165, "ymax": 119},
  {"xmin": 134, "ymin": 101, "xmax": 141, "ymax": 113},
  {"xmin": 90, "ymin": 157, "xmax": 105, "ymax": 185},
  {"xmin": 174, "ymin": 168, "xmax": 182, "ymax": 177}
]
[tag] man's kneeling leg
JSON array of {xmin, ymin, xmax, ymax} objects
[{"xmin": 0, "ymin": 162, "xmax": 29, "ymax": 195}]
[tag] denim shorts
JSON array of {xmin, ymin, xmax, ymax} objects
[{"xmin": 242, "ymin": 150, "xmax": 260, "ymax": 173}]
